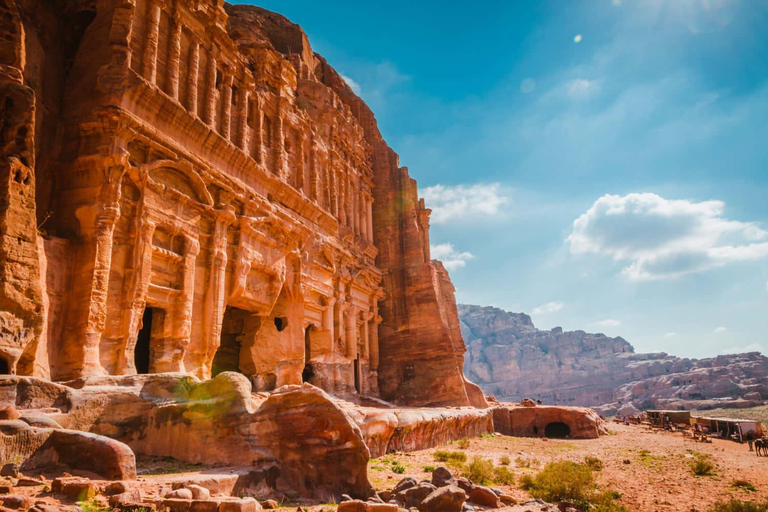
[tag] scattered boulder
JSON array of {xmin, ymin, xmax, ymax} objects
[
  {"xmin": 418, "ymin": 485, "xmax": 466, "ymax": 512},
  {"xmin": 391, "ymin": 477, "xmax": 417, "ymax": 495},
  {"xmin": 337, "ymin": 500, "xmax": 368, "ymax": 512},
  {"xmin": 430, "ymin": 467, "xmax": 456, "ymax": 488},
  {"xmin": 51, "ymin": 477, "xmax": 96, "ymax": 500},
  {"xmin": 218, "ymin": 497, "xmax": 262, "ymax": 512},
  {"xmin": 165, "ymin": 488, "xmax": 194, "ymax": 500},
  {"xmin": 467, "ymin": 486, "xmax": 500, "ymax": 508},
  {"xmin": 186, "ymin": 485, "xmax": 211, "ymax": 500},
  {"xmin": 0, "ymin": 463, "xmax": 19, "ymax": 478},
  {"xmin": 260, "ymin": 500, "xmax": 279, "ymax": 509},
  {"xmin": 397, "ymin": 482, "xmax": 436, "ymax": 508}
]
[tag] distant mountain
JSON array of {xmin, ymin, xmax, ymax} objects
[{"xmin": 459, "ymin": 304, "xmax": 768, "ymax": 415}]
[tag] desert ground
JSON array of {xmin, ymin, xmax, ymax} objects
[{"xmin": 363, "ymin": 422, "xmax": 768, "ymax": 512}]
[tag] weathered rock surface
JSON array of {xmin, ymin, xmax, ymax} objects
[{"xmin": 460, "ymin": 304, "xmax": 768, "ymax": 415}]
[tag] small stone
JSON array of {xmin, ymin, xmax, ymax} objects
[
  {"xmin": 15, "ymin": 477, "xmax": 44, "ymax": 487},
  {"xmin": 261, "ymin": 500, "xmax": 279, "ymax": 510},
  {"xmin": 337, "ymin": 500, "xmax": 368, "ymax": 512},
  {"xmin": 499, "ymin": 494, "xmax": 516, "ymax": 506},
  {"xmin": 418, "ymin": 485, "xmax": 466, "ymax": 512},
  {"xmin": 430, "ymin": 467, "xmax": 455, "ymax": 488},
  {"xmin": 467, "ymin": 486, "xmax": 500, "ymax": 508},
  {"xmin": 1, "ymin": 495, "xmax": 34, "ymax": 510},
  {"xmin": 219, "ymin": 497, "xmax": 261, "ymax": 512},
  {"xmin": 392, "ymin": 477, "xmax": 417, "ymax": 495}
]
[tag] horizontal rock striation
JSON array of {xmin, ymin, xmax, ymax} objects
[{"xmin": 460, "ymin": 304, "xmax": 768, "ymax": 415}]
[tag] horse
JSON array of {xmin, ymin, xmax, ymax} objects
[{"xmin": 754, "ymin": 438, "xmax": 766, "ymax": 456}]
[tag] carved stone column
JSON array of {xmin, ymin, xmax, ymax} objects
[
  {"xmin": 276, "ymin": 113, "xmax": 286, "ymax": 179},
  {"xmin": 367, "ymin": 196, "xmax": 374, "ymax": 242},
  {"xmin": 221, "ymin": 72, "xmax": 233, "ymax": 139},
  {"xmin": 187, "ymin": 39, "xmax": 200, "ymax": 116},
  {"xmin": 237, "ymin": 86, "xmax": 250, "ymax": 150},
  {"xmin": 143, "ymin": 0, "xmax": 162, "ymax": 84},
  {"xmin": 336, "ymin": 298, "xmax": 348, "ymax": 351},
  {"xmin": 167, "ymin": 14, "xmax": 183, "ymax": 99},
  {"xmin": 200, "ymin": 206, "xmax": 236, "ymax": 377},
  {"xmin": 160, "ymin": 234, "xmax": 199, "ymax": 373},
  {"xmin": 323, "ymin": 295, "xmax": 336, "ymax": 351},
  {"xmin": 369, "ymin": 300, "xmax": 381, "ymax": 370},
  {"xmin": 118, "ymin": 218, "xmax": 157, "ymax": 374},
  {"xmin": 309, "ymin": 136, "xmax": 319, "ymax": 202},
  {"xmin": 204, "ymin": 46, "xmax": 218, "ymax": 128},
  {"xmin": 345, "ymin": 304, "xmax": 358, "ymax": 360}
]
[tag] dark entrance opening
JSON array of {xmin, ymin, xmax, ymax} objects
[
  {"xmin": 353, "ymin": 356, "xmax": 361, "ymax": 394},
  {"xmin": 302, "ymin": 327, "xmax": 314, "ymax": 383},
  {"xmin": 274, "ymin": 316, "xmax": 288, "ymax": 332},
  {"xmin": 544, "ymin": 422, "xmax": 571, "ymax": 438},
  {"xmin": 214, "ymin": 307, "xmax": 249, "ymax": 377},
  {"xmin": 134, "ymin": 308, "xmax": 154, "ymax": 374},
  {"xmin": 0, "ymin": 356, "xmax": 9, "ymax": 374}
]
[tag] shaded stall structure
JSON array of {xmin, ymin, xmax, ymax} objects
[
  {"xmin": 647, "ymin": 410, "xmax": 691, "ymax": 427},
  {"xmin": 690, "ymin": 416, "xmax": 762, "ymax": 442}
]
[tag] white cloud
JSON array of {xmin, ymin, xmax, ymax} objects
[
  {"xmin": 664, "ymin": 332, "xmax": 677, "ymax": 338},
  {"xmin": 567, "ymin": 193, "xmax": 768, "ymax": 281},
  {"xmin": 721, "ymin": 343, "xmax": 763, "ymax": 355},
  {"xmin": 532, "ymin": 301, "xmax": 565, "ymax": 315},
  {"xmin": 566, "ymin": 78, "xmax": 599, "ymax": 99},
  {"xmin": 713, "ymin": 326, "xmax": 727, "ymax": 334},
  {"xmin": 422, "ymin": 183, "xmax": 509, "ymax": 224},
  {"xmin": 340, "ymin": 74, "xmax": 361, "ymax": 95},
  {"xmin": 430, "ymin": 243, "xmax": 475, "ymax": 271},
  {"xmin": 591, "ymin": 319, "xmax": 622, "ymax": 328}
]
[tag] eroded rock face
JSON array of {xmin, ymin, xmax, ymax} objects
[
  {"xmin": 0, "ymin": 0, "xmax": 474, "ymax": 409},
  {"xmin": 461, "ymin": 304, "xmax": 768, "ymax": 414},
  {"xmin": 492, "ymin": 403, "xmax": 607, "ymax": 439}
]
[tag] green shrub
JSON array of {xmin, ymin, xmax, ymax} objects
[
  {"xmin": 423, "ymin": 465, "xmax": 435, "ymax": 473},
  {"xmin": 499, "ymin": 455, "xmax": 511, "ymax": 466},
  {"xmin": 493, "ymin": 465, "xmax": 514, "ymax": 485},
  {"xmin": 519, "ymin": 461, "xmax": 628, "ymax": 511},
  {"xmin": 691, "ymin": 457, "xmax": 716, "ymax": 477},
  {"xmin": 584, "ymin": 456, "xmax": 604, "ymax": 471},
  {"xmin": 519, "ymin": 461, "xmax": 595, "ymax": 503},
  {"xmin": 515, "ymin": 456, "xmax": 540, "ymax": 469},
  {"xmin": 732, "ymin": 480, "xmax": 758, "ymax": 492},
  {"xmin": 465, "ymin": 456, "xmax": 495, "ymax": 485},
  {"xmin": 392, "ymin": 464, "xmax": 405, "ymax": 474},
  {"xmin": 457, "ymin": 437, "xmax": 471, "ymax": 449},
  {"xmin": 434, "ymin": 450, "xmax": 468, "ymax": 467},
  {"xmin": 708, "ymin": 500, "xmax": 768, "ymax": 512}
]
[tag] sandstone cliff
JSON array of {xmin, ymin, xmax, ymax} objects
[{"xmin": 460, "ymin": 304, "xmax": 768, "ymax": 415}]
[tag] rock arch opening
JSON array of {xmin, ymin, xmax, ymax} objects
[{"xmin": 544, "ymin": 421, "xmax": 571, "ymax": 438}]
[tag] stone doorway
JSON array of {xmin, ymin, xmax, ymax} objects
[
  {"xmin": 0, "ymin": 356, "xmax": 8, "ymax": 374},
  {"xmin": 353, "ymin": 356, "xmax": 361, "ymax": 394},
  {"xmin": 302, "ymin": 326, "xmax": 314, "ymax": 383},
  {"xmin": 544, "ymin": 421, "xmax": 571, "ymax": 438},
  {"xmin": 134, "ymin": 307, "xmax": 164, "ymax": 374},
  {"xmin": 213, "ymin": 307, "xmax": 253, "ymax": 377}
]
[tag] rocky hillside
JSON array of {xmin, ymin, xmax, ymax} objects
[{"xmin": 460, "ymin": 304, "xmax": 768, "ymax": 415}]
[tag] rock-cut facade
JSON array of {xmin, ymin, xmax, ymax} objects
[{"xmin": 0, "ymin": 0, "xmax": 486, "ymax": 408}]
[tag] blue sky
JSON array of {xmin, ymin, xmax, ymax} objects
[{"xmin": 237, "ymin": 0, "xmax": 768, "ymax": 359}]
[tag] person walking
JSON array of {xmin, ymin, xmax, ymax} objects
[{"xmin": 747, "ymin": 432, "xmax": 755, "ymax": 452}]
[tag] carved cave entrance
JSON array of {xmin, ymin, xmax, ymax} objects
[
  {"xmin": 135, "ymin": 307, "xmax": 165, "ymax": 374},
  {"xmin": 213, "ymin": 307, "xmax": 255, "ymax": 377},
  {"xmin": 302, "ymin": 326, "xmax": 314, "ymax": 383},
  {"xmin": 0, "ymin": 356, "xmax": 8, "ymax": 374},
  {"xmin": 544, "ymin": 422, "xmax": 571, "ymax": 439}
]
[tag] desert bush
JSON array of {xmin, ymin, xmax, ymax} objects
[
  {"xmin": 423, "ymin": 465, "xmax": 435, "ymax": 473},
  {"xmin": 691, "ymin": 457, "xmax": 716, "ymax": 477},
  {"xmin": 519, "ymin": 461, "xmax": 627, "ymax": 511},
  {"xmin": 391, "ymin": 464, "xmax": 405, "ymax": 474},
  {"xmin": 493, "ymin": 465, "xmax": 514, "ymax": 485},
  {"xmin": 708, "ymin": 499, "xmax": 768, "ymax": 512},
  {"xmin": 465, "ymin": 456, "xmax": 495, "ymax": 485},
  {"xmin": 434, "ymin": 450, "xmax": 468, "ymax": 467},
  {"xmin": 515, "ymin": 456, "xmax": 540, "ymax": 469},
  {"xmin": 732, "ymin": 480, "xmax": 758, "ymax": 492},
  {"xmin": 499, "ymin": 455, "xmax": 511, "ymax": 466},
  {"xmin": 584, "ymin": 456, "xmax": 604, "ymax": 471},
  {"xmin": 457, "ymin": 437, "xmax": 471, "ymax": 449}
]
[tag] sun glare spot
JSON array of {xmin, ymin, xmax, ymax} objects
[{"xmin": 574, "ymin": 34, "xmax": 583, "ymax": 43}]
